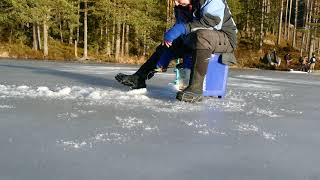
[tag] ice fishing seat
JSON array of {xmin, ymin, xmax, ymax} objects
[{"xmin": 202, "ymin": 53, "xmax": 229, "ymax": 98}]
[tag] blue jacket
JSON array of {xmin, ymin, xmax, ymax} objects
[
  {"xmin": 186, "ymin": 0, "xmax": 237, "ymax": 48},
  {"xmin": 165, "ymin": 0, "xmax": 237, "ymax": 48}
]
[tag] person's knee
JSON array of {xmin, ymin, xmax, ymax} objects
[{"xmin": 193, "ymin": 29, "xmax": 214, "ymax": 50}]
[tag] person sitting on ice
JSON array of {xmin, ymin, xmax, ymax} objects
[{"xmin": 115, "ymin": 0, "xmax": 237, "ymax": 103}]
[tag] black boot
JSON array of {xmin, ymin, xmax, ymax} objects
[
  {"xmin": 115, "ymin": 73, "xmax": 147, "ymax": 89},
  {"xmin": 176, "ymin": 49, "xmax": 211, "ymax": 102},
  {"xmin": 115, "ymin": 45, "xmax": 167, "ymax": 89}
]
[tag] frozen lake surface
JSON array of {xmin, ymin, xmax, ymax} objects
[{"xmin": 0, "ymin": 59, "xmax": 320, "ymax": 180}]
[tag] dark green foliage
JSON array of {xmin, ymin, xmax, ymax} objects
[{"xmin": 0, "ymin": 0, "xmax": 319, "ymax": 60}]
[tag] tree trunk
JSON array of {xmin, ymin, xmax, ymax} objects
[
  {"xmin": 308, "ymin": 0, "xmax": 316, "ymax": 59},
  {"xmin": 32, "ymin": 23, "xmax": 38, "ymax": 50},
  {"xmin": 115, "ymin": 22, "xmax": 121, "ymax": 61},
  {"xmin": 278, "ymin": 0, "xmax": 284, "ymax": 45},
  {"xmin": 37, "ymin": 24, "xmax": 42, "ymax": 50},
  {"xmin": 69, "ymin": 23, "xmax": 73, "ymax": 45},
  {"xmin": 83, "ymin": 0, "xmax": 88, "ymax": 59},
  {"xmin": 166, "ymin": 0, "xmax": 170, "ymax": 30},
  {"xmin": 125, "ymin": 24, "xmax": 129, "ymax": 56},
  {"xmin": 77, "ymin": 0, "xmax": 80, "ymax": 43},
  {"xmin": 245, "ymin": 0, "xmax": 250, "ymax": 37},
  {"xmin": 135, "ymin": 28, "xmax": 141, "ymax": 56},
  {"xmin": 308, "ymin": 33, "xmax": 315, "ymax": 59},
  {"xmin": 75, "ymin": 40, "xmax": 78, "ymax": 58},
  {"xmin": 59, "ymin": 13, "xmax": 63, "ymax": 42},
  {"xmin": 305, "ymin": 0, "xmax": 310, "ymax": 26},
  {"xmin": 305, "ymin": 0, "xmax": 313, "ymax": 54},
  {"xmin": 287, "ymin": 0, "xmax": 293, "ymax": 40},
  {"xmin": 284, "ymin": 0, "xmax": 289, "ymax": 39},
  {"xmin": 9, "ymin": 26, "xmax": 13, "ymax": 44},
  {"xmin": 105, "ymin": 20, "xmax": 111, "ymax": 57},
  {"xmin": 300, "ymin": 33, "xmax": 305, "ymax": 56},
  {"xmin": 100, "ymin": 26, "xmax": 103, "ymax": 41},
  {"xmin": 292, "ymin": 0, "xmax": 299, "ymax": 48},
  {"xmin": 43, "ymin": 21, "xmax": 48, "ymax": 58},
  {"xmin": 265, "ymin": 0, "xmax": 270, "ymax": 32},
  {"xmin": 111, "ymin": 20, "xmax": 116, "ymax": 55},
  {"xmin": 166, "ymin": 0, "xmax": 174, "ymax": 30},
  {"xmin": 259, "ymin": 0, "xmax": 265, "ymax": 50},
  {"xmin": 318, "ymin": 38, "xmax": 320, "ymax": 54},
  {"xmin": 143, "ymin": 31, "xmax": 147, "ymax": 57},
  {"xmin": 315, "ymin": 1, "xmax": 319, "ymax": 54},
  {"xmin": 121, "ymin": 22, "xmax": 125, "ymax": 57}
]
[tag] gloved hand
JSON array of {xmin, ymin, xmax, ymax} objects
[
  {"xmin": 154, "ymin": 66, "xmax": 167, "ymax": 72},
  {"xmin": 164, "ymin": 23, "xmax": 186, "ymax": 43}
]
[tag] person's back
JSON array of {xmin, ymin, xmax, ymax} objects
[
  {"xmin": 310, "ymin": 55, "xmax": 317, "ymax": 64},
  {"xmin": 309, "ymin": 55, "xmax": 317, "ymax": 73}
]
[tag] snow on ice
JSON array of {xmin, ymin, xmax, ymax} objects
[{"xmin": 0, "ymin": 72, "xmax": 301, "ymax": 150}]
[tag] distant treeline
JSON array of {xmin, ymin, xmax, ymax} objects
[{"xmin": 0, "ymin": 0, "xmax": 319, "ymax": 61}]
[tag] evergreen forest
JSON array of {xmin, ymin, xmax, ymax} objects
[{"xmin": 0, "ymin": 0, "xmax": 319, "ymax": 69}]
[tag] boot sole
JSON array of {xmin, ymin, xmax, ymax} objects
[
  {"xmin": 176, "ymin": 91, "xmax": 203, "ymax": 103},
  {"xmin": 115, "ymin": 73, "xmax": 146, "ymax": 89},
  {"xmin": 115, "ymin": 73, "xmax": 135, "ymax": 87}
]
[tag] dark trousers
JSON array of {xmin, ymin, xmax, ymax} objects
[
  {"xmin": 171, "ymin": 29, "xmax": 234, "ymax": 56},
  {"xmin": 136, "ymin": 29, "xmax": 234, "ymax": 77}
]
